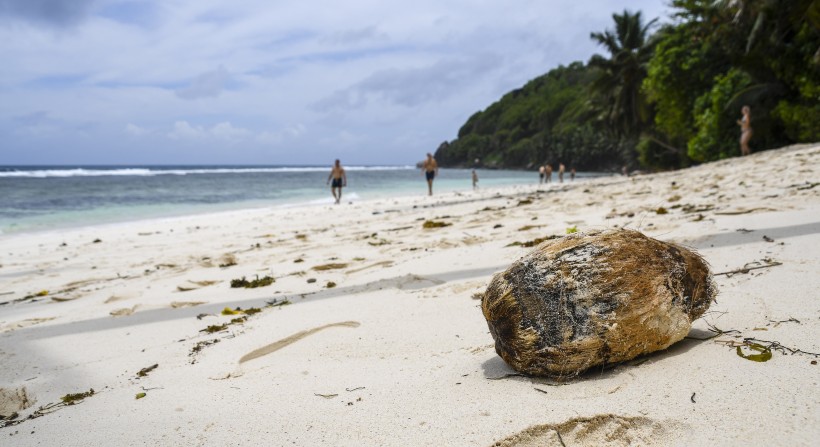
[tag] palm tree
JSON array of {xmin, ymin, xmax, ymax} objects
[{"xmin": 588, "ymin": 10, "xmax": 658, "ymax": 141}]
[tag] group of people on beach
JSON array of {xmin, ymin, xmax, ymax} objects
[
  {"xmin": 327, "ymin": 106, "xmax": 752, "ymax": 204},
  {"xmin": 327, "ymin": 152, "xmax": 443, "ymax": 204},
  {"xmin": 538, "ymin": 163, "xmax": 574, "ymax": 184}
]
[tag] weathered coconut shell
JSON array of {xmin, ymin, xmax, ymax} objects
[{"xmin": 481, "ymin": 229, "xmax": 715, "ymax": 378}]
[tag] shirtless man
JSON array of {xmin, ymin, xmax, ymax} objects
[
  {"xmin": 558, "ymin": 163, "xmax": 565, "ymax": 183},
  {"xmin": 326, "ymin": 159, "xmax": 347, "ymax": 204},
  {"xmin": 738, "ymin": 105, "xmax": 752, "ymax": 156},
  {"xmin": 422, "ymin": 153, "xmax": 439, "ymax": 196},
  {"xmin": 472, "ymin": 169, "xmax": 478, "ymax": 190},
  {"xmin": 545, "ymin": 164, "xmax": 552, "ymax": 183},
  {"xmin": 538, "ymin": 165, "xmax": 545, "ymax": 184}
]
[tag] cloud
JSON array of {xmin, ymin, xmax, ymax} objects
[
  {"xmin": 168, "ymin": 120, "xmax": 251, "ymax": 142},
  {"xmin": 312, "ymin": 53, "xmax": 504, "ymax": 111},
  {"xmin": 256, "ymin": 124, "xmax": 306, "ymax": 144},
  {"xmin": 211, "ymin": 121, "xmax": 251, "ymax": 140},
  {"xmin": 12, "ymin": 110, "xmax": 59, "ymax": 135},
  {"xmin": 0, "ymin": 0, "xmax": 98, "ymax": 27},
  {"xmin": 168, "ymin": 120, "xmax": 205, "ymax": 139},
  {"xmin": 175, "ymin": 66, "xmax": 231, "ymax": 100},
  {"xmin": 125, "ymin": 123, "xmax": 148, "ymax": 136}
]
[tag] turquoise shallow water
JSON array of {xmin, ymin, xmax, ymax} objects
[{"xmin": 0, "ymin": 165, "xmax": 595, "ymax": 234}]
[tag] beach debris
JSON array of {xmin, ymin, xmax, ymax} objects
[
  {"xmin": 762, "ymin": 235, "xmax": 774, "ymax": 243},
  {"xmin": 517, "ymin": 199, "xmax": 533, "ymax": 206},
  {"xmin": 265, "ymin": 298, "xmax": 291, "ymax": 308},
  {"xmin": 61, "ymin": 389, "xmax": 95, "ymax": 405},
  {"xmin": 196, "ymin": 313, "xmax": 213, "ymax": 320},
  {"xmin": 326, "ymin": 281, "xmax": 337, "ymax": 288},
  {"xmin": 655, "ymin": 207, "xmax": 668, "ymax": 215},
  {"xmin": 219, "ymin": 254, "xmax": 237, "ymax": 268},
  {"xmin": 1, "ymin": 389, "xmax": 95, "ymax": 429},
  {"xmin": 306, "ymin": 278, "xmax": 317, "ymax": 283},
  {"xmin": 189, "ymin": 339, "xmax": 220, "ymax": 363},
  {"xmin": 423, "ymin": 220, "xmax": 451, "ymax": 229},
  {"xmin": 312, "ymin": 263, "xmax": 347, "ymax": 271},
  {"xmin": 691, "ymin": 392, "xmax": 696, "ymax": 403},
  {"xmin": 136, "ymin": 364, "xmax": 158, "ymax": 378},
  {"xmin": 506, "ymin": 235, "xmax": 561, "ymax": 248},
  {"xmin": 230, "ymin": 275, "xmax": 275, "ymax": 288},
  {"xmin": 294, "ymin": 258, "xmax": 304, "ymax": 263},
  {"xmin": 314, "ymin": 393, "xmax": 338, "ymax": 399},
  {"xmin": 565, "ymin": 226, "xmax": 578, "ymax": 234},
  {"xmin": 200, "ymin": 324, "xmax": 228, "ymax": 334},
  {"xmin": 221, "ymin": 307, "xmax": 242, "ymax": 315},
  {"xmin": 482, "ymin": 229, "xmax": 716, "ymax": 379},
  {"xmin": 93, "ymin": 238, "xmax": 102, "ymax": 243},
  {"xmin": 736, "ymin": 343, "xmax": 772, "ymax": 362},
  {"xmin": 135, "ymin": 393, "xmax": 146, "ymax": 400},
  {"xmin": 714, "ymin": 259, "xmax": 782, "ymax": 277}
]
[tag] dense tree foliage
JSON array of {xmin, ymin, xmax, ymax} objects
[{"xmin": 435, "ymin": 0, "xmax": 819, "ymax": 171}]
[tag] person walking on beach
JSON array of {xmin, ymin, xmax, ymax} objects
[
  {"xmin": 738, "ymin": 105, "xmax": 752, "ymax": 156},
  {"xmin": 472, "ymin": 169, "xmax": 479, "ymax": 190},
  {"xmin": 538, "ymin": 165, "xmax": 545, "ymax": 184},
  {"xmin": 558, "ymin": 163, "xmax": 565, "ymax": 183},
  {"xmin": 422, "ymin": 153, "xmax": 439, "ymax": 196},
  {"xmin": 570, "ymin": 167, "xmax": 576, "ymax": 181},
  {"xmin": 327, "ymin": 159, "xmax": 347, "ymax": 204},
  {"xmin": 545, "ymin": 164, "xmax": 552, "ymax": 183}
]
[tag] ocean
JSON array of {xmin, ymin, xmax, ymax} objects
[{"xmin": 0, "ymin": 165, "xmax": 589, "ymax": 235}]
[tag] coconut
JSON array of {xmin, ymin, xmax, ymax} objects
[{"xmin": 481, "ymin": 229, "xmax": 716, "ymax": 379}]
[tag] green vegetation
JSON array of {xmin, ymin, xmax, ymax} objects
[{"xmin": 435, "ymin": 1, "xmax": 819, "ymax": 171}]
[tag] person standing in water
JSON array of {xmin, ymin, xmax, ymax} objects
[
  {"xmin": 570, "ymin": 167, "xmax": 576, "ymax": 181},
  {"xmin": 545, "ymin": 164, "xmax": 552, "ymax": 183},
  {"xmin": 538, "ymin": 165, "xmax": 545, "ymax": 184},
  {"xmin": 472, "ymin": 169, "xmax": 479, "ymax": 190},
  {"xmin": 558, "ymin": 163, "xmax": 565, "ymax": 183},
  {"xmin": 738, "ymin": 105, "xmax": 752, "ymax": 156},
  {"xmin": 327, "ymin": 159, "xmax": 347, "ymax": 204},
  {"xmin": 422, "ymin": 153, "xmax": 439, "ymax": 196}
]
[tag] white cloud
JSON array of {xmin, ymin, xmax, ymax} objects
[
  {"xmin": 175, "ymin": 65, "xmax": 231, "ymax": 100},
  {"xmin": 211, "ymin": 121, "xmax": 251, "ymax": 140},
  {"xmin": 168, "ymin": 120, "xmax": 251, "ymax": 142},
  {"xmin": 168, "ymin": 120, "xmax": 205, "ymax": 140},
  {"xmin": 125, "ymin": 123, "xmax": 148, "ymax": 136}
]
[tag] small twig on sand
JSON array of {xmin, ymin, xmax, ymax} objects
[
  {"xmin": 743, "ymin": 338, "xmax": 820, "ymax": 358},
  {"xmin": 691, "ymin": 392, "xmax": 696, "ymax": 403},
  {"xmin": 486, "ymin": 373, "xmax": 525, "ymax": 380},
  {"xmin": 555, "ymin": 429, "xmax": 567, "ymax": 447},
  {"xmin": 714, "ymin": 261, "xmax": 782, "ymax": 277}
]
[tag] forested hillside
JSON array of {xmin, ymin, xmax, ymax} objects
[{"xmin": 435, "ymin": 0, "xmax": 819, "ymax": 171}]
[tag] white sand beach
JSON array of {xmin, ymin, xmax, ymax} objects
[{"xmin": 1, "ymin": 144, "xmax": 819, "ymax": 446}]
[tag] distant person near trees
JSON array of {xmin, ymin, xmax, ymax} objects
[
  {"xmin": 422, "ymin": 153, "xmax": 439, "ymax": 196},
  {"xmin": 327, "ymin": 159, "xmax": 347, "ymax": 204},
  {"xmin": 538, "ymin": 165, "xmax": 545, "ymax": 184},
  {"xmin": 545, "ymin": 164, "xmax": 552, "ymax": 183},
  {"xmin": 472, "ymin": 169, "xmax": 479, "ymax": 190},
  {"xmin": 738, "ymin": 105, "xmax": 752, "ymax": 156},
  {"xmin": 570, "ymin": 167, "xmax": 576, "ymax": 181},
  {"xmin": 558, "ymin": 163, "xmax": 565, "ymax": 183}
]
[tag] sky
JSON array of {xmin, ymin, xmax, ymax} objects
[{"xmin": 0, "ymin": 0, "xmax": 671, "ymax": 166}]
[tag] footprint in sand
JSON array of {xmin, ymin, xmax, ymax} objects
[
  {"xmin": 110, "ymin": 306, "xmax": 137, "ymax": 317},
  {"xmin": 491, "ymin": 415, "xmax": 677, "ymax": 447},
  {"xmin": 0, "ymin": 387, "xmax": 35, "ymax": 418},
  {"xmin": 0, "ymin": 317, "xmax": 56, "ymax": 333},
  {"xmin": 239, "ymin": 321, "xmax": 360, "ymax": 364}
]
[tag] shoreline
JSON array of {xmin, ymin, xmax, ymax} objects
[{"xmin": 1, "ymin": 143, "xmax": 818, "ymax": 446}]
